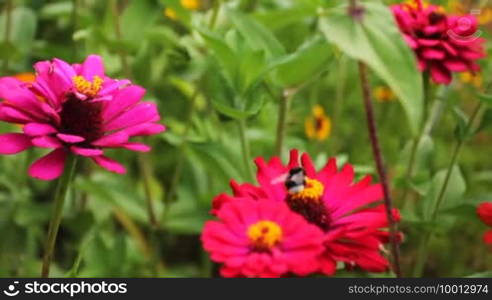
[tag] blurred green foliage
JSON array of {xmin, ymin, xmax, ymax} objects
[{"xmin": 0, "ymin": 0, "xmax": 491, "ymax": 277}]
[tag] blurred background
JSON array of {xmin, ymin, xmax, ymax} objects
[{"xmin": 0, "ymin": 0, "xmax": 491, "ymax": 277}]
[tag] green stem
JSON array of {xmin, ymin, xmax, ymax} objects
[
  {"xmin": 238, "ymin": 119, "xmax": 254, "ymax": 182},
  {"xmin": 275, "ymin": 90, "xmax": 293, "ymax": 157},
  {"xmin": 41, "ymin": 154, "xmax": 78, "ymax": 278},
  {"xmin": 209, "ymin": 0, "xmax": 221, "ymax": 29},
  {"xmin": 401, "ymin": 73, "xmax": 431, "ymax": 206},
  {"xmin": 413, "ymin": 102, "xmax": 484, "ymax": 277},
  {"xmin": 71, "ymin": 0, "xmax": 79, "ymax": 60},
  {"xmin": 165, "ymin": 87, "xmax": 200, "ymax": 207},
  {"xmin": 2, "ymin": 0, "xmax": 13, "ymax": 73}
]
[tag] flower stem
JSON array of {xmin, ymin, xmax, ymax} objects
[
  {"xmin": 275, "ymin": 90, "xmax": 293, "ymax": 157},
  {"xmin": 41, "ymin": 154, "xmax": 78, "ymax": 278},
  {"xmin": 413, "ymin": 101, "xmax": 484, "ymax": 277},
  {"xmin": 71, "ymin": 0, "xmax": 79, "ymax": 60},
  {"xmin": 2, "ymin": 0, "xmax": 13, "ymax": 73},
  {"xmin": 401, "ymin": 74, "xmax": 430, "ymax": 205},
  {"xmin": 209, "ymin": 0, "xmax": 221, "ymax": 29},
  {"xmin": 165, "ymin": 87, "xmax": 200, "ymax": 206},
  {"xmin": 238, "ymin": 118, "xmax": 254, "ymax": 182},
  {"xmin": 358, "ymin": 62, "xmax": 402, "ymax": 278}
]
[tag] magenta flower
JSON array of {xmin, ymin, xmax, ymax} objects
[
  {"xmin": 391, "ymin": 0, "xmax": 486, "ymax": 84},
  {"xmin": 0, "ymin": 55, "xmax": 165, "ymax": 180},
  {"xmin": 202, "ymin": 198, "xmax": 325, "ymax": 278},
  {"xmin": 213, "ymin": 150, "xmax": 401, "ymax": 275}
]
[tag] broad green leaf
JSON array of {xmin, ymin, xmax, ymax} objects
[
  {"xmin": 478, "ymin": 93, "xmax": 492, "ymax": 107},
  {"xmin": 272, "ymin": 35, "xmax": 332, "ymax": 87},
  {"xmin": 419, "ymin": 166, "xmax": 466, "ymax": 221},
  {"xmin": 319, "ymin": 1, "xmax": 423, "ymax": 135},
  {"xmin": 228, "ymin": 9, "xmax": 286, "ymax": 59},
  {"xmin": 0, "ymin": 7, "xmax": 37, "ymax": 54}
]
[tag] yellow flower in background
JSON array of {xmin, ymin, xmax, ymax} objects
[
  {"xmin": 447, "ymin": 0, "xmax": 464, "ymax": 14},
  {"xmin": 305, "ymin": 105, "xmax": 331, "ymax": 141},
  {"xmin": 14, "ymin": 72, "xmax": 35, "ymax": 83},
  {"xmin": 373, "ymin": 86, "xmax": 396, "ymax": 103},
  {"xmin": 164, "ymin": 8, "xmax": 177, "ymax": 20},
  {"xmin": 448, "ymin": 0, "xmax": 492, "ymax": 25},
  {"xmin": 478, "ymin": 8, "xmax": 492, "ymax": 25},
  {"xmin": 460, "ymin": 71, "xmax": 483, "ymax": 89},
  {"xmin": 180, "ymin": 0, "xmax": 200, "ymax": 11}
]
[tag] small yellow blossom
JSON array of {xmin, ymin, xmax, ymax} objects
[
  {"xmin": 447, "ymin": 0, "xmax": 465, "ymax": 14},
  {"xmin": 478, "ymin": 8, "xmax": 492, "ymax": 25},
  {"xmin": 305, "ymin": 105, "xmax": 331, "ymax": 142},
  {"xmin": 460, "ymin": 71, "xmax": 483, "ymax": 89},
  {"xmin": 164, "ymin": 8, "xmax": 177, "ymax": 20},
  {"xmin": 180, "ymin": 0, "xmax": 200, "ymax": 11},
  {"xmin": 373, "ymin": 86, "xmax": 396, "ymax": 103},
  {"xmin": 13, "ymin": 72, "xmax": 36, "ymax": 83}
]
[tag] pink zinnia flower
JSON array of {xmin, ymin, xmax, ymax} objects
[
  {"xmin": 477, "ymin": 202, "xmax": 492, "ymax": 252},
  {"xmin": 0, "ymin": 55, "xmax": 165, "ymax": 180},
  {"xmin": 391, "ymin": 0, "xmax": 486, "ymax": 84},
  {"xmin": 214, "ymin": 150, "xmax": 401, "ymax": 275},
  {"xmin": 202, "ymin": 198, "xmax": 325, "ymax": 278},
  {"xmin": 477, "ymin": 202, "xmax": 492, "ymax": 227}
]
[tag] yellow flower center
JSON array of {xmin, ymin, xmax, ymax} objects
[
  {"xmin": 72, "ymin": 75, "xmax": 103, "ymax": 98},
  {"xmin": 247, "ymin": 220, "xmax": 282, "ymax": 250},
  {"xmin": 289, "ymin": 178, "xmax": 324, "ymax": 203}
]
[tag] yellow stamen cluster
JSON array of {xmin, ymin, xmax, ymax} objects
[
  {"xmin": 247, "ymin": 220, "xmax": 283, "ymax": 250},
  {"xmin": 373, "ymin": 86, "xmax": 396, "ymax": 103},
  {"xmin": 72, "ymin": 75, "xmax": 103, "ymax": 98},
  {"xmin": 305, "ymin": 105, "xmax": 331, "ymax": 141},
  {"xmin": 289, "ymin": 178, "xmax": 324, "ymax": 203}
]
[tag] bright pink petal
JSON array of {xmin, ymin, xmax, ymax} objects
[
  {"xmin": 28, "ymin": 148, "xmax": 67, "ymax": 180},
  {"xmin": 0, "ymin": 133, "xmax": 32, "ymax": 154},
  {"xmin": 102, "ymin": 85, "xmax": 146, "ymax": 121},
  {"xmin": 56, "ymin": 133, "xmax": 85, "ymax": 143},
  {"xmin": 31, "ymin": 136, "xmax": 63, "ymax": 149},
  {"xmin": 71, "ymin": 146, "xmax": 104, "ymax": 157},
  {"xmin": 104, "ymin": 102, "xmax": 159, "ymax": 132},
  {"xmin": 92, "ymin": 156, "xmax": 126, "ymax": 174},
  {"xmin": 23, "ymin": 123, "xmax": 57, "ymax": 136},
  {"xmin": 124, "ymin": 123, "xmax": 166, "ymax": 137},
  {"xmin": 121, "ymin": 142, "xmax": 151, "ymax": 152},
  {"xmin": 81, "ymin": 55, "xmax": 105, "ymax": 80},
  {"xmin": 92, "ymin": 131, "xmax": 129, "ymax": 147}
]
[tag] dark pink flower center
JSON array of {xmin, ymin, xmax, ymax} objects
[
  {"xmin": 59, "ymin": 94, "xmax": 104, "ymax": 144},
  {"xmin": 286, "ymin": 178, "xmax": 331, "ymax": 231}
]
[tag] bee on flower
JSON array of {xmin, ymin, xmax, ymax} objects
[
  {"xmin": 204, "ymin": 150, "xmax": 402, "ymax": 277},
  {"xmin": 305, "ymin": 105, "xmax": 331, "ymax": 142}
]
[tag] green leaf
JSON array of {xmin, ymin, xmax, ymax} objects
[
  {"xmin": 319, "ymin": 1, "xmax": 423, "ymax": 135},
  {"xmin": 228, "ymin": 9, "xmax": 286, "ymax": 59},
  {"xmin": 272, "ymin": 35, "xmax": 332, "ymax": 87},
  {"xmin": 419, "ymin": 166, "xmax": 466, "ymax": 221},
  {"xmin": 478, "ymin": 93, "xmax": 492, "ymax": 107},
  {"xmin": 0, "ymin": 6, "xmax": 37, "ymax": 54}
]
